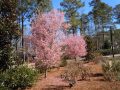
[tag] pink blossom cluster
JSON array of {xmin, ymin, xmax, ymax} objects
[
  {"xmin": 63, "ymin": 35, "xmax": 87, "ymax": 59},
  {"xmin": 31, "ymin": 9, "xmax": 87, "ymax": 67},
  {"xmin": 31, "ymin": 9, "xmax": 65, "ymax": 67}
]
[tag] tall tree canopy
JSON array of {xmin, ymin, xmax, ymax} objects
[
  {"xmin": 60, "ymin": 0, "xmax": 84, "ymax": 34},
  {"xmin": 17, "ymin": 0, "xmax": 53, "ymax": 62},
  {"xmin": 113, "ymin": 4, "xmax": 120, "ymax": 24},
  {"xmin": 90, "ymin": 0, "xmax": 112, "ymax": 26},
  {"xmin": 89, "ymin": 0, "xmax": 112, "ymax": 50}
]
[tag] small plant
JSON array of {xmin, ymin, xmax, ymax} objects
[
  {"xmin": 61, "ymin": 61, "xmax": 91, "ymax": 87},
  {"xmin": 77, "ymin": 62, "xmax": 91, "ymax": 80},
  {"xmin": 92, "ymin": 51, "xmax": 103, "ymax": 63},
  {"xmin": 61, "ymin": 62, "xmax": 78, "ymax": 87},
  {"xmin": 102, "ymin": 59, "xmax": 120, "ymax": 81}
]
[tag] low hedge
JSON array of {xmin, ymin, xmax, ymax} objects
[
  {"xmin": 0, "ymin": 65, "xmax": 38, "ymax": 90},
  {"xmin": 100, "ymin": 48, "xmax": 120, "ymax": 56}
]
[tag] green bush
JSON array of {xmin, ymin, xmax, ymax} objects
[
  {"xmin": 100, "ymin": 48, "xmax": 120, "ymax": 55},
  {"xmin": 0, "ymin": 65, "xmax": 38, "ymax": 90},
  {"xmin": 85, "ymin": 52, "xmax": 94, "ymax": 60},
  {"xmin": 0, "ymin": 73, "xmax": 9, "ymax": 90},
  {"xmin": 102, "ymin": 40, "xmax": 111, "ymax": 49},
  {"xmin": 86, "ymin": 51, "xmax": 102, "ymax": 60},
  {"xmin": 102, "ymin": 60, "xmax": 120, "ymax": 81},
  {"xmin": 84, "ymin": 36, "xmax": 96, "ymax": 60}
]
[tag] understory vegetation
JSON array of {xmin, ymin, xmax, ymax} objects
[
  {"xmin": 0, "ymin": 0, "xmax": 120, "ymax": 90},
  {"xmin": 102, "ymin": 59, "xmax": 120, "ymax": 81},
  {"xmin": 0, "ymin": 65, "xmax": 38, "ymax": 90}
]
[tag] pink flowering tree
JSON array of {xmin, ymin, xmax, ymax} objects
[
  {"xmin": 63, "ymin": 35, "xmax": 87, "ymax": 60},
  {"xmin": 31, "ymin": 9, "xmax": 66, "ymax": 76}
]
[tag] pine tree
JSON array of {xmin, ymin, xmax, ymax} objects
[
  {"xmin": 60, "ymin": 0, "xmax": 84, "ymax": 35},
  {"xmin": 89, "ymin": 0, "xmax": 112, "ymax": 50}
]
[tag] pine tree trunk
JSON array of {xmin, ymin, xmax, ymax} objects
[
  {"xmin": 95, "ymin": 25, "xmax": 99, "ymax": 50},
  {"xmin": 21, "ymin": 16, "xmax": 25, "ymax": 63},
  {"xmin": 102, "ymin": 25, "xmax": 105, "ymax": 48}
]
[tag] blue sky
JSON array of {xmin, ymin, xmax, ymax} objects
[
  {"xmin": 52, "ymin": 0, "xmax": 120, "ymax": 29},
  {"xmin": 52, "ymin": 0, "xmax": 120, "ymax": 14},
  {"xmin": 25, "ymin": 0, "xmax": 120, "ymax": 35}
]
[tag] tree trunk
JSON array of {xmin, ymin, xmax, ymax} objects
[
  {"xmin": 102, "ymin": 25, "xmax": 105, "ymax": 48},
  {"xmin": 95, "ymin": 25, "xmax": 99, "ymax": 50},
  {"xmin": 80, "ymin": 17, "xmax": 83, "ymax": 35},
  {"xmin": 22, "ymin": 16, "xmax": 24, "ymax": 49},
  {"xmin": 21, "ymin": 16, "xmax": 25, "ymax": 63},
  {"xmin": 15, "ymin": 40, "xmax": 18, "ymax": 60},
  {"xmin": 44, "ymin": 69, "xmax": 47, "ymax": 78},
  {"xmin": 110, "ymin": 27, "xmax": 114, "ymax": 58},
  {"xmin": 75, "ymin": 57, "xmax": 77, "ymax": 61},
  {"xmin": 73, "ymin": 28, "xmax": 76, "ymax": 35}
]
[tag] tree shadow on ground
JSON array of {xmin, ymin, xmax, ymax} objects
[
  {"xmin": 41, "ymin": 85, "xmax": 70, "ymax": 90},
  {"xmin": 92, "ymin": 73, "xmax": 104, "ymax": 77},
  {"xmin": 90, "ymin": 73, "xmax": 105, "ymax": 81}
]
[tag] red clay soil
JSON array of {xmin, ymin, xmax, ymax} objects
[
  {"xmin": 26, "ymin": 68, "xmax": 69, "ymax": 90},
  {"xmin": 26, "ymin": 63, "xmax": 120, "ymax": 90}
]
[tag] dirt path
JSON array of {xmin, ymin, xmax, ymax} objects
[
  {"xmin": 66, "ymin": 63, "xmax": 120, "ymax": 90},
  {"xmin": 26, "ymin": 68, "xmax": 69, "ymax": 90},
  {"xmin": 27, "ymin": 62, "xmax": 120, "ymax": 90}
]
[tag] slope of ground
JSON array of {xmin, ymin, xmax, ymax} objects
[{"xmin": 26, "ymin": 62, "xmax": 120, "ymax": 90}]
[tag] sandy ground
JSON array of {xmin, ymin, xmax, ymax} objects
[{"xmin": 26, "ymin": 62, "xmax": 120, "ymax": 90}]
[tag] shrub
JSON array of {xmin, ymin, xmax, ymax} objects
[
  {"xmin": 102, "ymin": 40, "xmax": 111, "ymax": 49},
  {"xmin": 0, "ymin": 65, "xmax": 38, "ymax": 90},
  {"xmin": 0, "ymin": 73, "xmax": 8, "ymax": 90},
  {"xmin": 102, "ymin": 59, "xmax": 120, "ymax": 81},
  {"xmin": 61, "ymin": 61, "xmax": 91, "ymax": 82},
  {"xmin": 86, "ymin": 51, "xmax": 102, "ymax": 61},
  {"xmin": 75, "ymin": 61, "xmax": 92, "ymax": 80},
  {"xmin": 85, "ymin": 36, "xmax": 95, "ymax": 60},
  {"xmin": 92, "ymin": 51, "xmax": 103, "ymax": 63},
  {"xmin": 85, "ymin": 52, "xmax": 95, "ymax": 60},
  {"xmin": 100, "ymin": 48, "xmax": 120, "ymax": 56}
]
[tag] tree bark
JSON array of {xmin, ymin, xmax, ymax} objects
[
  {"xmin": 44, "ymin": 69, "xmax": 47, "ymax": 78},
  {"xmin": 95, "ymin": 25, "xmax": 99, "ymax": 50},
  {"xmin": 21, "ymin": 15, "xmax": 26, "ymax": 63}
]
